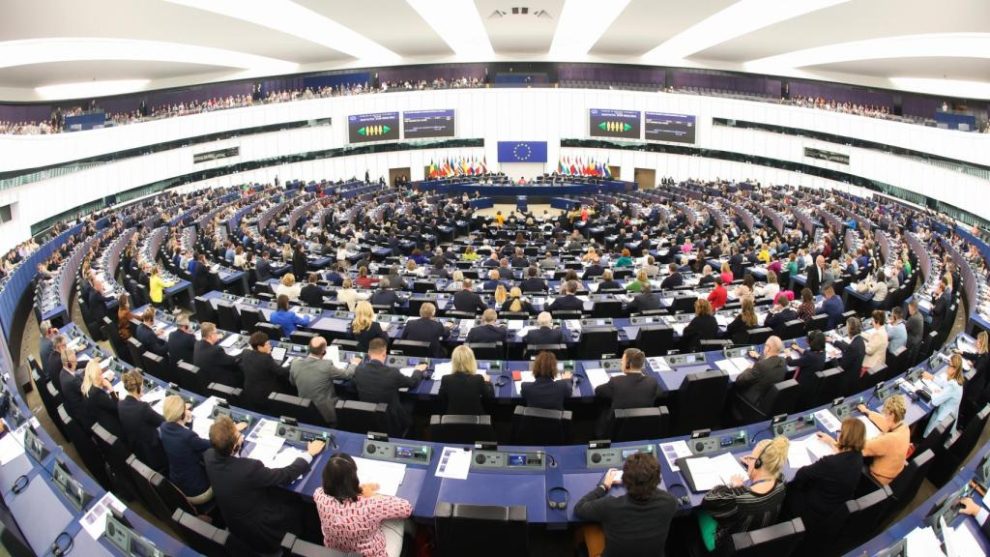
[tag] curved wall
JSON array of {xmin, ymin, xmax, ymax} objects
[{"xmin": 0, "ymin": 88, "xmax": 987, "ymax": 250}]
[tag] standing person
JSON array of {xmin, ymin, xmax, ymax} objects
[
  {"xmin": 149, "ymin": 266, "xmax": 175, "ymax": 308},
  {"xmin": 314, "ymin": 453, "xmax": 413, "ymax": 557},
  {"xmin": 905, "ymin": 299, "xmax": 924, "ymax": 364},
  {"xmin": 885, "ymin": 307, "xmax": 907, "ymax": 354},
  {"xmin": 574, "ymin": 453, "xmax": 678, "ymax": 557},
  {"xmin": 920, "ymin": 353, "xmax": 965, "ymax": 437}
]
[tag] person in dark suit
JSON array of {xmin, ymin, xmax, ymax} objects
[
  {"xmin": 905, "ymin": 299, "xmax": 924, "ymax": 363},
  {"xmin": 193, "ymin": 322, "xmax": 242, "ymax": 388},
  {"xmin": 764, "ymin": 293, "xmax": 798, "ymax": 336},
  {"xmin": 548, "ymin": 280, "xmax": 584, "ymax": 313},
  {"xmin": 466, "ymin": 309, "xmax": 507, "ymax": 344},
  {"xmin": 191, "ymin": 254, "xmax": 211, "ymax": 295},
  {"xmin": 787, "ymin": 330, "xmax": 827, "ymax": 399},
  {"xmin": 369, "ymin": 278, "xmax": 401, "ymax": 309},
  {"xmin": 86, "ymin": 278, "xmax": 110, "ymax": 323},
  {"xmin": 58, "ymin": 348, "xmax": 94, "ymax": 428},
  {"xmin": 353, "ymin": 338, "xmax": 426, "ymax": 436},
  {"xmin": 167, "ymin": 316, "xmax": 196, "ymax": 368},
  {"xmin": 452, "ymin": 279, "xmax": 488, "ymax": 314},
  {"xmin": 524, "ymin": 312, "xmax": 566, "ymax": 345},
  {"xmin": 204, "ymin": 415, "xmax": 324, "ymax": 553},
  {"xmin": 831, "ymin": 317, "xmax": 866, "ymax": 395},
  {"xmin": 660, "ymin": 263, "xmax": 683, "ymax": 290},
  {"xmin": 930, "ymin": 279, "xmax": 950, "ymax": 333},
  {"xmin": 400, "ymin": 302, "xmax": 451, "ymax": 357},
  {"xmin": 118, "ymin": 370, "xmax": 167, "ymax": 473},
  {"xmin": 733, "ymin": 336, "xmax": 787, "ymax": 417},
  {"xmin": 583, "ymin": 262, "xmax": 605, "ymax": 280},
  {"xmin": 596, "ymin": 269, "xmax": 623, "ymax": 292},
  {"xmin": 594, "ymin": 348, "xmax": 663, "ymax": 437},
  {"xmin": 574, "ymin": 453, "xmax": 678, "ymax": 557},
  {"xmin": 81, "ymin": 358, "xmax": 123, "ymax": 436},
  {"xmin": 789, "ymin": 418, "xmax": 866, "ymax": 541},
  {"xmin": 509, "ymin": 248, "xmax": 529, "ymax": 268},
  {"xmin": 438, "ymin": 345, "xmax": 494, "ymax": 414},
  {"xmin": 44, "ymin": 334, "xmax": 67, "ymax": 383},
  {"xmin": 520, "ymin": 351, "xmax": 572, "ymax": 410},
  {"xmin": 291, "ymin": 243, "xmax": 308, "ymax": 279},
  {"xmin": 254, "ymin": 251, "xmax": 273, "ymax": 282},
  {"xmin": 299, "ymin": 273, "xmax": 325, "ymax": 307},
  {"xmin": 159, "ymin": 395, "xmax": 215, "ymax": 505},
  {"xmin": 350, "ymin": 301, "xmax": 388, "ymax": 352},
  {"xmin": 806, "ymin": 255, "xmax": 827, "ymax": 295},
  {"xmin": 627, "ymin": 283, "xmax": 661, "ymax": 314},
  {"xmin": 816, "ymin": 284, "xmax": 845, "ymax": 330},
  {"xmin": 239, "ymin": 332, "xmax": 290, "ymax": 411},
  {"xmin": 135, "ymin": 307, "xmax": 168, "ymax": 357},
  {"xmin": 519, "ymin": 267, "xmax": 548, "ymax": 292},
  {"xmin": 681, "ymin": 299, "xmax": 720, "ymax": 352}
]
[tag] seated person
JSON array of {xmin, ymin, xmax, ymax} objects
[
  {"xmin": 369, "ymin": 278, "xmax": 400, "ymax": 309},
  {"xmin": 733, "ymin": 336, "xmax": 787, "ymax": 417},
  {"xmin": 682, "ymin": 299, "xmax": 720, "ymax": 352},
  {"xmin": 274, "ymin": 273, "xmax": 301, "ymax": 302},
  {"xmin": 816, "ymin": 284, "xmax": 844, "ymax": 330},
  {"xmin": 134, "ymin": 307, "xmax": 168, "ymax": 357},
  {"xmin": 697, "ymin": 264, "xmax": 716, "ymax": 286},
  {"xmin": 353, "ymin": 338, "xmax": 426, "ymax": 437},
  {"xmin": 482, "ymin": 269, "xmax": 506, "ymax": 291},
  {"xmin": 299, "ymin": 272, "xmax": 325, "ymax": 306},
  {"xmin": 725, "ymin": 295, "xmax": 760, "ymax": 344},
  {"xmin": 400, "ymin": 302, "xmax": 451, "ymax": 357},
  {"xmin": 548, "ymin": 280, "xmax": 584, "ymax": 313},
  {"xmin": 438, "ymin": 345, "xmax": 494, "ymax": 414},
  {"xmin": 269, "ymin": 294, "xmax": 313, "ymax": 336},
  {"xmin": 501, "ymin": 287, "xmax": 535, "ymax": 314},
  {"xmin": 857, "ymin": 395, "xmax": 910, "ymax": 485},
  {"xmin": 627, "ymin": 283, "xmax": 661, "ymax": 314},
  {"xmin": 350, "ymin": 301, "xmax": 388, "ymax": 352},
  {"xmin": 919, "ymin": 353, "xmax": 964, "ymax": 437},
  {"xmin": 452, "ymin": 278, "xmax": 488, "ymax": 314},
  {"xmin": 594, "ymin": 348, "xmax": 663, "ymax": 437},
  {"xmin": 706, "ymin": 276, "xmax": 728, "ymax": 311},
  {"xmin": 791, "ymin": 419, "xmax": 866, "ymax": 534},
  {"xmin": 787, "ymin": 330, "xmax": 826, "ymax": 385},
  {"xmin": 519, "ymin": 266, "xmax": 548, "ymax": 292},
  {"xmin": 159, "ymin": 395, "xmax": 216, "ymax": 505},
  {"xmin": 763, "ymin": 293, "xmax": 797, "ymax": 336},
  {"xmin": 524, "ymin": 311, "xmax": 565, "ymax": 345},
  {"xmin": 660, "ymin": 263, "xmax": 683, "ymax": 290},
  {"xmin": 596, "ymin": 269, "xmax": 623, "ymax": 291},
  {"xmin": 118, "ymin": 370, "xmax": 167, "ymax": 473},
  {"xmin": 520, "ymin": 351, "xmax": 573, "ymax": 410},
  {"xmin": 466, "ymin": 309, "xmax": 507, "ymax": 344}
]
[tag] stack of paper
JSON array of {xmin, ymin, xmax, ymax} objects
[
  {"xmin": 905, "ymin": 526, "xmax": 946, "ymax": 557},
  {"xmin": 247, "ymin": 436, "xmax": 285, "ymax": 466},
  {"xmin": 659, "ymin": 440, "xmax": 691, "ymax": 472},
  {"xmin": 432, "ymin": 362, "xmax": 453, "ymax": 380},
  {"xmin": 683, "ymin": 452, "xmax": 747, "ymax": 491},
  {"xmin": 648, "ymin": 357, "xmax": 672, "ymax": 372},
  {"xmin": 353, "ymin": 456, "xmax": 407, "ymax": 496},
  {"xmin": 584, "ymin": 368, "xmax": 611, "ymax": 390},
  {"xmin": 565, "ymin": 320, "xmax": 582, "ymax": 333},
  {"xmin": 220, "ymin": 334, "xmax": 240, "ymax": 348},
  {"xmin": 513, "ymin": 371, "xmax": 536, "ymax": 396},
  {"xmin": 805, "ymin": 435, "xmax": 836, "ymax": 462},
  {"xmin": 191, "ymin": 396, "xmax": 221, "ymax": 420},
  {"xmin": 435, "ymin": 447, "xmax": 472, "ymax": 480},
  {"xmin": 714, "ymin": 357, "xmax": 752, "ymax": 378},
  {"xmin": 507, "ymin": 320, "xmax": 524, "ymax": 331},
  {"xmin": 786, "ymin": 438, "xmax": 813, "ymax": 470},
  {"xmin": 813, "ymin": 409, "xmax": 842, "ymax": 433},
  {"xmin": 269, "ymin": 447, "xmax": 310, "ymax": 478},
  {"xmin": 191, "ymin": 417, "xmax": 214, "ymax": 440},
  {"xmin": 944, "ymin": 521, "xmax": 985, "ymax": 557}
]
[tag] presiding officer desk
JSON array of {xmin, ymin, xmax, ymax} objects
[
  {"xmin": 414, "ymin": 179, "xmax": 636, "ymax": 200},
  {"xmin": 59, "ymin": 315, "xmax": 963, "ymax": 533}
]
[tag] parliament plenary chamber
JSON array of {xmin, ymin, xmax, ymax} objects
[{"xmin": 0, "ymin": 2, "xmax": 989, "ymax": 556}]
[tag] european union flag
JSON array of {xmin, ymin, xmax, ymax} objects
[{"xmin": 497, "ymin": 141, "xmax": 548, "ymax": 163}]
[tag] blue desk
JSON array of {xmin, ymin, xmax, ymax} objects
[{"xmin": 416, "ymin": 181, "xmax": 635, "ymax": 198}]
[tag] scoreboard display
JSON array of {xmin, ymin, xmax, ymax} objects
[
  {"xmin": 644, "ymin": 112, "xmax": 696, "ymax": 144},
  {"xmin": 348, "ymin": 112, "xmax": 400, "ymax": 143},
  {"xmin": 403, "ymin": 109, "xmax": 455, "ymax": 139},
  {"xmin": 589, "ymin": 109, "xmax": 641, "ymax": 139}
]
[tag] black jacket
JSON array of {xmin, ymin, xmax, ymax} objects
[
  {"xmin": 193, "ymin": 339, "xmax": 242, "ymax": 388},
  {"xmin": 806, "ymin": 264, "xmax": 826, "ymax": 295},
  {"xmin": 628, "ymin": 293, "xmax": 661, "ymax": 314},
  {"xmin": 167, "ymin": 329, "xmax": 196, "ymax": 369},
  {"xmin": 931, "ymin": 292, "xmax": 950, "ymax": 332},
  {"xmin": 255, "ymin": 258, "xmax": 273, "ymax": 282},
  {"xmin": 501, "ymin": 298, "xmax": 535, "ymax": 315},
  {"xmin": 734, "ymin": 356, "xmax": 787, "ymax": 412},
  {"xmin": 681, "ymin": 315, "xmax": 719, "ymax": 351},
  {"xmin": 203, "ymin": 448, "xmax": 311, "ymax": 553},
  {"xmin": 660, "ymin": 272, "xmax": 683, "ymax": 290},
  {"xmin": 135, "ymin": 323, "xmax": 168, "ymax": 357},
  {"xmin": 292, "ymin": 250, "xmax": 308, "ymax": 278},
  {"xmin": 519, "ymin": 278, "xmax": 548, "ymax": 292},
  {"xmin": 353, "ymin": 359, "xmax": 423, "ymax": 436},
  {"xmin": 87, "ymin": 288, "xmax": 108, "ymax": 322},
  {"xmin": 466, "ymin": 324, "xmax": 507, "ymax": 345},
  {"xmin": 548, "ymin": 294, "xmax": 584, "ymax": 313},
  {"xmin": 59, "ymin": 368, "xmax": 93, "ymax": 428},
  {"xmin": 439, "ymin": 373, "xmax": 494, "ymax": 414},
  {"xmin": 84, "ymin": 386, "xmax": 122, "ymax": 436},
  {"xmin": 524, "ymin": 326, "xmax": 565, "ymax": 346},
  {"xmin": 351, "ymin": 321, "xmax": 388, "ymax": 352},
  {"xmin": 239, "ymin": 349, "xmax": 290, "ymax": 410},
  {"xmin": 833, "ymin": 336, "xmax": 866, "ymax": 394},
  {"xmin": 452, "ymin": 290, "xmax": 488, "ymax": 314},
  {"xmin": 583, "ymin": 265, "xmax": 605, "ymax": 280},
  {"xmin": 788, "ymin": 450, "xmax": 864, "ymax": 527},
  {"xmin": 521, "ymin": 377, "xmax": 571, "ymax": 410},
  {"xmin": 764, "ymin": 308, "xmax": 798, "ymax": 336},
  {"xmin": 401, "ymin": 318, "xmax": 449, "ymax": 357},
  {"xmin": 118, "ymin": 395, "xmax": 167, "ymax": 473},
  {"xmin": 299, "ymin": 284, "xmax": 324, "ymax": 307},
  {"xmin": 44, "ymin": 349, "xmax": 63, "ymax": 383},
  {"xmin": 595, "ymin": 373, "xmax": 663, "ymax": 410},
  {"xmin": 725, "ymin": 315, "xmax": 757, "ymax": 345},
  {"xmin": 370, "ymin": 289, "xmax": 400, "ymax": 309},
  {"xmin": 786, "ymin": 349, "xmax": 826, "ymax": 383},
  {"xmin": 574, "ymin": 487, "xmax": 678, "ymax": 557}
]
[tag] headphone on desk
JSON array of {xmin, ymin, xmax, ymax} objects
[
  {"xmin": 51, "ymin": 531, "xmax": 73, "ymax": 556},
  {"xmin": 493, "ymin": 375, "xmax": 509, "ymax": 387},
  {"xmin": 666, "ymin": 482, "xmax": 692, "ymax": 506},
  {"xmin": 547, "ymin": 486, "xmax": 570, "ymax": 510}
]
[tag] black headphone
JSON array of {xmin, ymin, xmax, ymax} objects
[
  {"xmin": 667, "ymin": 482, "xmax": 692, "ymax": 506},
  {"xmin": 493, "ymin": 375, "xmax": 509, "ymax": 387},
  {"xmin": 547, "ymin": 486, "xmax": 570, "ymax": 510},
  {"xmin": 753, "ymin": 441, "xmax": 770, "ymax": 470},
  {"xmin": 51, "ymin": 531, "xmax": 73, "ymax": 556}
]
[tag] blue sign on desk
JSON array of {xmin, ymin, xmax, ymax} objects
[{"xmin": 497, "ymin": 141, "xmax": 548, "ymax": 163}]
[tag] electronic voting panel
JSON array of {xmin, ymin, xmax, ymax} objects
[
  {"xmin": 362, "ymin": 437, "xmax": 432, "ymax": 465},
  {"xmin": 586, "ymin": 441, "xmax": 656, "ymax": 469}
]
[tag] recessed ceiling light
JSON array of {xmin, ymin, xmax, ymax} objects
[{"xmin": 550, "ymin": 0, "xmax": 631, "ymax": 59}]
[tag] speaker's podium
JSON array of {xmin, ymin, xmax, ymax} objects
[{"xmin": 516, "ymin": 195, "xmax": 528, "ymax": 214}]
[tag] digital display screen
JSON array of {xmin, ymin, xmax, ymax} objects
[
  {"xmin": 589, "ymin": 109, "xmax": 641, "ymax": 139},
  {"xmin": 508, "ymin": 454, "xmax": 528, "ymax": 466},
  {"xmin": 644, "ymin": 112, "xmax": 697, "ymax": 144},
  {"xmin": 621, "ymin": 448, "xmax": 640, "ymax": 459},
  {"xmin": 348, "ymin": 112, "xmax": 400, "ymax": 143},
  {"xmin": 403, "ymin": 109, "xmax": 455, "ymax": 139},
  {"xmin": 395, "ymin": 446, "xmax": 414, "ymax": 459}
]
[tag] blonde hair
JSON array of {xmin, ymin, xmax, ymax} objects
[
  {"xmin": 281, "ymin": 273, "xmax": 296, "ymax": 287},
  {"xmin": 883, "ymin": 394, "xmax": 907, "ymax": 422},
  {"xmin": 494, "ymin": 284, "xmax": 508, "ymax": 305},
  {"xmin": 451, "ymin": 270, "xmax": 464, "ymax": 282},
  {"xmin": 450, "ymin": 345, "xmax": 477, "ymax": 375},
  {"xmin": 122, "ymin": 369, "xmax": 144, "ymax": 394},
  {"xmin": 419, "ymin": 302, "xmax": 437, "ymax": 318},
  {"xmin": 756, "ymin": 436, "xmax": 790, "ymax": 476},
  {"xmin": 81, "ymin": 359, "xmax": 104, "ymax": 398},
  {"xmin": 352, "ymin": 301, "xmax": 375, "ymax": 334},
  {"xmin": 948, "ymin": 353, "xmax": 965, "ymax": 384},
  {"xmin": 508, "ymin": 287, "xmax": 524, "ymax": 312},
  {"xmin": 162, "ymin": 395, "xmax": 186, "ymax": 423},
  {"xmin": 721, "ymin": 261, "xmax": 730, "ymax": 274},
  {"xmin": 978, "ymin": 331, "xmax": 988, "ymax": 353},
  {"xmin": 740, "ymin": 296, "xmax": 758, "ymax": 327}
]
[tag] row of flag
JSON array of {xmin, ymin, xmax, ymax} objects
[
  {"xmin": 427, "ymin": 157, "xmax": 489, "ymax": 178},
  {"xmin": 558, "ymin": 156, "xmax": 612, "ymax": 178}
]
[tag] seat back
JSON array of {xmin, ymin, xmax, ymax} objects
[
  {"xmin": 290, "ymin": 330, "xmax": 318, "ymax": 345},
  {"xmin": 611, "ymin": 406, "xmax": 669, "ymax": 442},
  {"xmin": 731, "ymin": 518, "xmax": 806, "ymax": 557},
  {"xmin": 239, "ymin": 306, "xmax": 262, "ymax": 333},
  {"xmin": 207, "ymin": 383, "xmax": 243, "ymax": 407},
  {"xmin": 837, "ymin": 485, "xmax": 893, "ymax": 553},
  {"xmin": 524, "ymin": 343, "xmax": 569, "ymax": 360},
  {"xmin": 911, "ymin": 415, "xmax": 954, "ymax": 461},
  {"xmin": 780, "ymin": 319, "xmax": 805, "ymax": 340},
  {"xmin": 745, "ymin": 327, "xmax": 773, "ymax": 346},
  {"xmin": 429, "ymin": 414, "xmax": 496, "ymax": 444},
  {"xmin": 267, "ymin": 393, "xmax": 327, "ymax": 426},
  {"xmin": 510, "ymin": 406, "xmax": 572, "ymax": 445},
  {"xmin": 812, "ymin": 367, "xmax": 845, "ymax": 406},
  {"xmin": 590, "ymin": 301, "xmax": 623, "ymax": 318},
  {"xmin": 281, "ymin": 533, "xmax": 360, "ymax": 557},
  {"xmin": 807, "ymin": 314, "xmax": 829, "ymax": 332},
  {"xmin": 434, "ymin": 503, "xmax": 528, "ymax": 557},
  {"xmin": 141, "ymin": 350, "xmax": 173, "ymax": 385},
  {"xmin": 255, "ymin": 321, "xmax": 283, "ymax": 340},
  {"xmin": 549, "ymin": 309, "xmax": 583, "ymax": 320},
  {"xmin": 882, "ymin": 449, "xmax": 934, "ymax": 523},
  {"xmin": 126, "ymin": 337, "xmax": 145, "ymax": 369},
  {"xmin": 390, "ymin": 339, "xmax": 433, "ymax": 357},
  {"xmin": 764, "ymin": 379, "xmax": 801, "ymax": 416},
  {"xmin": 125, "ymin": 455, "xmax": 173, "ymax": 522},
  {"xmin": 334, "ymin": 400, "xmax": 389, "ymax": 436},
  {"xmin": 101, "ymin": 317, "xmax": 129, "ymax": 361},
  {"xmin": 56, "ymin": 405, "xmax": 110, "ymax": 489},
  {"xmin": 673, "ymin": 370, "xmax": 729, "ymax": 434},
  {"xmin": 215, "ymin": 300, "xmax": 240, "ymax": 332},
  {"xmin": 171, "ymin": 509, "xmax": 251, "ymax": 557},
  {"xmin": 577, "ymin": 327, "xmax": 619, "ymax": 360},
  {"xmin": 90, "ymin": 423, "xmax": 138, "ymax": 500},
  {"xmin": 635, "ymin": 324, "xmax": 674, "ymax": 356},
  {"xmin": 176, "ymin": 361, "xmax": 208, "ymax": 395},
  {"xmin": 466, "ymin": 342, "xmax": 504, "ymax": 360}
]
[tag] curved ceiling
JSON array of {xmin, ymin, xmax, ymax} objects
[{"xmin": 0, "ymin": 0, "xmax": 987, "ymax": 101}]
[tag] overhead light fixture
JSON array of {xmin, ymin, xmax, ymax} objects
[
  {"xmin": 889, "ymin": 77, "xmax": 990, "ymax": 101},
  {"xmin": 642, "ymin": 0, "xmax": 851, "ymax": 63},
  {"xmin": 406, "ymin": 0, "xmax": 494, "ymax": 59},
  {"xmin": 746, "ymin": 32, "xmax": 990, "ymax": 71},
  {"xmin": 164, "ymin": 0, "xmax": 399, "ymax": 63},
  {"xmin": 550, "ymin": 0, "xmax": 630, "ymax": 58},
  {"xmin": 0, "ymin": 37, "xmax": 297, "ymax": 72},
  {"xmin": 36, "ymin": 79, "xmax": 151, "ymax": 100}
]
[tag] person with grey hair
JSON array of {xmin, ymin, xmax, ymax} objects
[
  {"xmin": 524, "ymin": 311, "xmax": 564, "ymax": 345},
  {"xmin": 167, "ymin": 314, "xmax": 196, "ymax": 369},
  {"xmin": 289, "ymin": 336, "xmax": 361, "ymax": 425},
  {"xmin": 832, "ymin": 317, "xmax": 866, "ymax": 394},
  {"xmin": 548, "ymin": 280, "xmax": 583, "ymax": 312},
  {"xmin": 370, "ymin": 277, "xmax": 400, "ymax": 309},
  {"xmin": 39, "ymin": 319, "xmax": 56, "ymax": 364},
  {"xmin": 44, "ymin": 334, "xmax": 67, "ymax": 382},
  {"xmin": 733, "ymin": 335, "xmax": 788, "ymax": 418}
]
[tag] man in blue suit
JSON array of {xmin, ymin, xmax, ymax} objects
[{"xmin": 816, "ymin": 284, "xmax": 845, "ymax": 330}]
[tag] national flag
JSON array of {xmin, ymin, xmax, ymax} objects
[
  {"xmin": 603, "ymin": 162, "xmax": 612, "ymax": 179},
  {"xmin": 569, "ymin": 158, "xmax": 577, "ymax": 175},
  {"xmin": 480, "ymin": 156, "xmax": 488, "ymax": 174}
]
